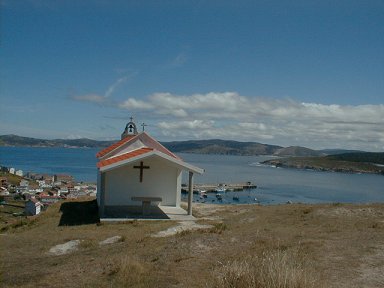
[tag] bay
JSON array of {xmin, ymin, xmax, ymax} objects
[
  {"xmin": 1, "ymin": 147, "xmax": 383, "ymax": 205},
  {"xmin": 0, "ymin": 147, "xmax": 99, "ymax": 182}
]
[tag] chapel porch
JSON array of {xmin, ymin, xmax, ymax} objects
[{"xmin": 100, "ymin": 204, "xmax": 195, "ymax": 221}]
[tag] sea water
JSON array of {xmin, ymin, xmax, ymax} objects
[
  {"xmin": 180, "ymin": 153, "xmax": 384, "ymax": 205},
  {"xmin": 1, "ymin": 147, "xmax": 383, "ymax": 205},
  {"xmin": 0, "ymin": 147, "xmax": 98, "ymax": 182}
]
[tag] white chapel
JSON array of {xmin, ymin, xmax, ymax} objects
[{"xmin": 96, "ymin": 119, "xmax": 204, "ymax": 218}]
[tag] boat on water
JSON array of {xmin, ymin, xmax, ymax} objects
[
  {"xmin": 215, "ymin": 186, "xmax": 226, "ymax": 193},
  {"xmin": 199, "ymin": 190, "xmax": 208, "ymax": 198},
  {"xmin": 216, "ymin": 193, "xmax": 223, "ymax": 200}
]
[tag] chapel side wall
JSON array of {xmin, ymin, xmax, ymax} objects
[
  {"xmin": 104, "ymin": 156, "xmax": 179, "ymax": 206},
  {"xmin": 96, "ymin": 170, "xmax": 101, "ymax": 205},
  {"xmin": 176, "ymin": 170, "xmax": 182, "ymax": 206}
]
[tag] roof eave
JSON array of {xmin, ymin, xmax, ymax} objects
[
  {"xmin": 98, "ymin": 150, "xmax": 204, "ymax": 174},
  {"xmin": 96, "ymin": 135, "xmax": 138, "ymax": 160},
  {"xmin": 98, "ymin": 151, "xmax": 154, "ymax": 172},
  {"xmin": 153, "ymin": 150, "xmax": 204, "ymax": 174}
]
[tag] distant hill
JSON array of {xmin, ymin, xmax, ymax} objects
[
  {"xmin": 0, "ymin": 134, "xmax": 371, "ymax": 157},
  {"xmin": 0, "ymin": 135, "xmax": 283, "ymax": 155},
  {"xmin": 273, "ymin": 146, "xmax": 325, "ymax": 157},
  {"xmin": 0, "ymin": 134, "xmax": 114, "ymax": 148},
  {"xmin": 162, "ymin": 139, "xmax": 282, "ymax": 155}
]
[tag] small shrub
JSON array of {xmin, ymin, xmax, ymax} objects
[
  {"xmin": 370, "ymin": 222, "xmax": 381, "ymax": 229},
  {"xmin": 302, "ymin": 208, "xmax": 312, "ymax": 215},
  {"xmin": 332, "ymin": 202, "xmax": 342, "ymax": 206},
  {"xmin": 177, "ymin": 229, "xmax": 192, "ymax": 237},
  {"xmin": 209, "ymin": 222, "xmax": 227, "ymax": 234},
  {"xmin": 79, "ymin": 239, "xmax": 97, "ymax": 250},
  {"xmin": 130, "ymin": 219, "xmax": 139, "ymax": 227},
  {"xmin": 0, "ymin": 217, "xmax": 35, "ymax": 232}
]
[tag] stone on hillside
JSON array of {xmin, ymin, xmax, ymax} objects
[
  {"xmin": 99, "ymin": 235, "xmax": 123, "ymax": 245},
  {"xmin": 49, "ymin": 240, "xmax": 80, "ymax": 255}
]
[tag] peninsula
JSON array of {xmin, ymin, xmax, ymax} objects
[{"xmin": 263, "ymin": 152, "xmax": 384, "ymax": 175}]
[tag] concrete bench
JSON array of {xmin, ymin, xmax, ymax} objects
[{"xmin": 131, "ymin": 196, "xmax": 162, "ymax": 215}]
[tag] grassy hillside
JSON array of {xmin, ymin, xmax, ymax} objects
[
  {"xmin": 0, "ymin": 172, "xmax": 23, "ymax": 186},
  {"xmin": 327, "ymin": 152, "xmax": 384, "ymax": 165},
  {"xmin": 0, "ymin": 172, "xmax": 39, "ymax": 189},
  {"xmin": 1, "ymin": 198, "xmax": 384, "ymax": 287},
  {"xmin": 263, "ymin": 153, "xmax": 384, "ymax": 175}
]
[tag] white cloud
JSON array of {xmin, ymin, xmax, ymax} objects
[
  {"xmin": 65, "ymin": 134, "xmax": 84, "ymax": 140},
  {"xmin": 116, "ymin": 92, "xmax": 384, "ymax": 151},
  {"xmin": 118, "ymin": 98, "xmax": 153, "ymax": 110},
  {"xmin": 104, "ymin": 75, "xmax": 131, "ymax": 98},
  {"xmin": 158, "ymin": 120, "xmax": 214, "ymax": 130},
  {"xmin": 72, "ymin": 73, "xmax": 134, "ymax": 105}
]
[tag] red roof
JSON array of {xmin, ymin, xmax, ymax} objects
[
  {"xmin": 96, "ymin": 135, "xmax": 136, "ymax": 158},
  {"xmin": 97, "ymin": 147, "xmax": 153, "ymax": 168}
]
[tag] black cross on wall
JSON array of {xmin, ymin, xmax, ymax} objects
[{"xmin": 133, "ymin": 161, "xmax": 150, "ymax": 182}]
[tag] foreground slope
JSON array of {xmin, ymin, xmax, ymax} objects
[{"xmin": 1, "ymin": 198, "xmax": 384, "ymax": 287}]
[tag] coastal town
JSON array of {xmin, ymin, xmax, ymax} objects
[{"xmin": 0, "ymin": 165, "xmax": 96, "ymax": 216}]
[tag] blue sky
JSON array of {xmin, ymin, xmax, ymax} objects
[{"xmin": 1, "ymin": 0, "xmax": 383, "ymax": 151}]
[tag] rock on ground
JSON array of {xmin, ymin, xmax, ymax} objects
[
  {"xmin": 99, "ymin": 235, "xmax": 123, "ymax": 245},
  {"xmin": 152, "ymin": 221, "xmax": 213, "ymax": 237},
  {"xmin": 49, "ymin": 240, "xmax": 81, "ymax": 256}
]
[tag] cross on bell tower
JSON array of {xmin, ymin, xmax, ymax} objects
[{"xmin": 121, "ymin": 116, "xmax": 138, "ymax": 139}]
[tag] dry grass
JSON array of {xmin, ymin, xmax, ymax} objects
[
  {"xmin": 212, "ymin": 248, "xmax": 319, "ymax": 288},
  {"xmin": 81, "ymin": 256, "xmax": 153, "ymax": 288},
  {"xmin": 1, "ymin": 198, "xmax": 384, "ymax": 287}
]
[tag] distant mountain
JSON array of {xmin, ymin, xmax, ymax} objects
[
  {"xmin": 162, "ymin": 139, "xmax": 282, "ymax": 155},
  {"xmin": 273, "ymin": 146, "xmax": 325, "ymax": 157},
  {"xmin": 0, "ymin": 134, "xmax": 373, "ymax": 157},
  {"xmin": 0, "ymin": 134, "xmax": 114, "ymax": 148},
  {"xmin": 0, "ymin": 135, "xmax": 283, "ymax": 155}
]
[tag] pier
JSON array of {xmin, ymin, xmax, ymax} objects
[{"xmin": 182, "ymin": 181, "xmax": 257, "ymax": 194}]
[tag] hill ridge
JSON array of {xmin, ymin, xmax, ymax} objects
[{"xmin": 0, "ymin": 134, "xmax": 368, "ymax": 156}]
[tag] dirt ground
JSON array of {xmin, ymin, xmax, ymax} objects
[{"xmin": 1, "ymin": 199, "xmax": 384, "ymax": 287}]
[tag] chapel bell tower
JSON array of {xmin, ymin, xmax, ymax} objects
[{"xmin": 121, "ymin": 117, "xmax": 138, "ymax": 139}]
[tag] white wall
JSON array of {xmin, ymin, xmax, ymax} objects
[{"xmin": 104, "ymin": 155, "xmax": 182, "ymax": 207}]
